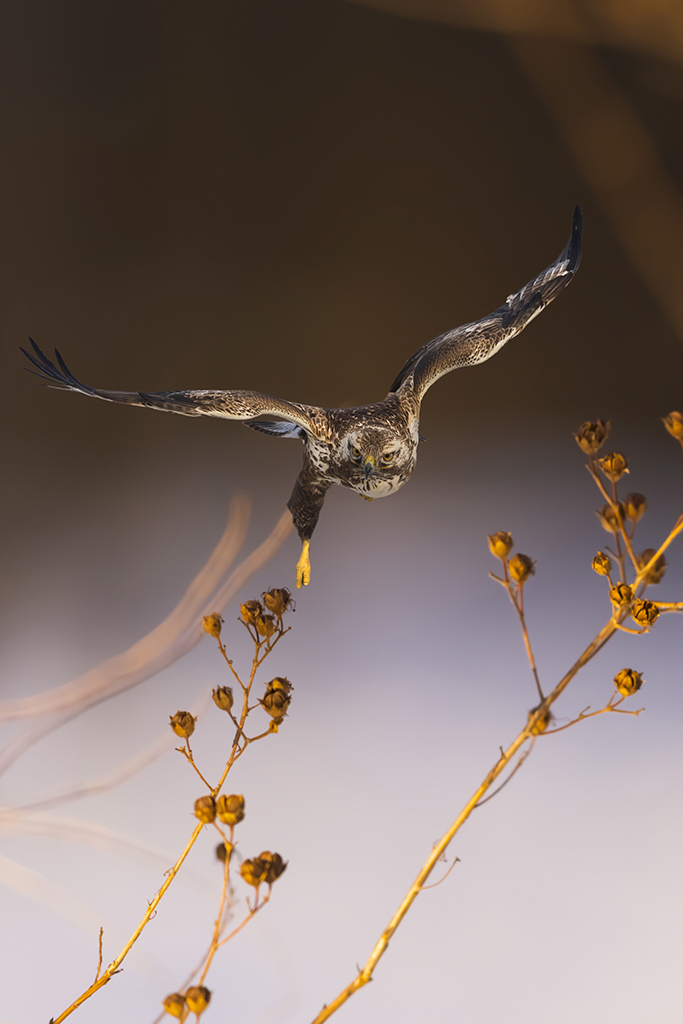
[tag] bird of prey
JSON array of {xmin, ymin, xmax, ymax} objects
[{"xmin": 24, "ymin": 207, "xmax": 582, "ymax": 589}]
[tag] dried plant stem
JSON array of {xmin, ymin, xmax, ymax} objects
[
  {"xmin": 179, "ymin": 739, "xmax": 213, "ymax": 790},
  {"xmin": 310, "ymin": 614, "xmax": 619, "ymax": 1024},
  {"xmin": 514, "ymin": 584, "xmax": 544, "ymax": 702},
  {"xmin": 51, "ymin": 823, "xmax": 204, "ymax": 1024},
  {"xmin": 491, "ymin": 564, "xmax": 544, "ymax": 702},
  {"xmin": 211, "ymin": 628, "xmax": 287, "ymax": 796},
  {"xmin": 637, "ymin": 514, "xmax": 683, "ymax": 585},
  {"xmin": 542, "ymin": 696, "xmax": 644, "ymax": 734},
  {"xmin": 312, "ymin": 509, "xmax": 683, "ymax": 1023},
  {"xmin": 587, "ymin": 461, "xmax": 637, "ymax": 575},
  {"xmin": 94, "ymin": 927, "xmax": 104, "ymax": 983},
  {"xmin": 474, "ymin": 739, "xmax": 536, "ymax": 807},
  {"xmin": 197, "ymin": 837, "xmax": 232, "ymax": 988},
  {"xmin": 216, "ymin": 891, "xmax": 270, "ymax": 950},
  {"xmin": 51, "ymin": 613, "xmax": 290, "ymax": 1022},
  {"xmin": 161, "ymin": 880, "xmax": 269, "ymax": 1024}
]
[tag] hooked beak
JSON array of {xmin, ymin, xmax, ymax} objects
[{"xmin": 363, "ymin": 455, "xmax": 375, "ymax": 480}]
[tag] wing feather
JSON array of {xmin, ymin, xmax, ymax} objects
[
  {"xmin": 21, "ymin": 339, "xmax": 320, "ymax": 435},
  {"xmin": 388, "ymin": 206, "xmax": 582, "ymax": 401}
]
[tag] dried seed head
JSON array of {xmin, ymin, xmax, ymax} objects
[
  {"xmin": 212, "ymin": 685, "xmax": 234, "ymax": 713},
  {"xmin": 637, "ymin": 549, "xmax": 667, "ymax": 585},
  {"xmin": 162, "ymin": 993, "xmax": 186, "ymax": 1018},
  {"xmin": 194, "ymin": 795, "xmax": 216, "ymax": 824},
  {"xmin": 216, "ymin": 793, "xmax": 245, "ymax": 826},
  {"xmin": 592, "ymin": 551, "xmax": 612, "ymax": 577},
  {"xmin": 240, "ymin": 856, "xmax": 269, "ymax": 888},
  {"xmin": 528, "ymin": 707, "xmax": 552, "ymax": 735},
  {"xmin": 269, "ymin": 676, "xmax": 293, "ymax": 695},
  {"xmin": 240, "ymin": 600, "xmax": 263, "ymax": 626},
  {"xmin": 597, "ymin": 503, "xmax": 625, "ymax": 534},
  {"xmin": 631, "ymin": 598, "xmax": 659, "ymax": 627},
  {"xmin": 624, "ymin": 493, "xmax": 647, "ymax": 523},
  {"xmin": 255, "ymin": 613, "xmax": 276, "ymax": 639},
  {"xmin": 170, "ymin": 711, "xmax": 196, "ymax": 739},
  {"xmin": 488, "ymin": 531, "xmax": 513, "ymax": 559},
  {"xmin": 185, "ymin": 986, "xmax": 211, "ymax": 1015},
  {"xmin": 258, "ymin": 850, "xmax": 288, "ymax": 884},
  {"xmin": 609, "ymin": 582, "xmax": 633, "ymax": 607},
  {"xmin": 202, "ymin": 612, "xmax": 223, "ymax": 639},
  {"xmin": 574, "ymin": 419, "xmax": 610, "ymax": 454},
  {"xmin": 508, "ymin": 554, "xmax": 535, "ymax": 584},
  {"xmin": 260, "ymin": 686, "xmax": 291, "ymax": 724},
  {"xmin": 662, "ymin": 411, "xmax": 683, "ymax": 439},
  {"xmin": 215, "ymin": 841, "xmax": 232, "ymax": 863},
  {"xmin": 263, "ymin": 587, "xmax": 293, "ymax": 618},
  {"xmin": 614, "ymin": 668, "xmax": 643, "ymax": 697},
  {"xmin": 598, "ymin": 451, "xmax": 629, "ymax": 482}
]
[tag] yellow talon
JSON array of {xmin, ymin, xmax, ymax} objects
[{"xmin": 295, "ymin": 539, "xmax": 311, "ymax": 589}]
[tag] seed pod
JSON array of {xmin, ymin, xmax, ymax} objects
[
  {"xmin": 574, "ymin": 419, "xmax": 610, "ymax": 454},
  {"xmin": 255, "ymin": 614, "xmax": 276, "ymax": 639},
  {"xmin": 624, "ymin": 493, "xmax": 647, "ymax": 523},
  {"xmin": 215, "ymin": 841, "xmax": 233, "ymax": 863},
  {"xmin": 597, "ymin": 503, "xmax": 625, "ymax": 534},
  {"xmin": 609, "ymin": 582, "xmax": 633, "ymax": 607},
  {"xmin": 202, "ymin": 612, "xmax": 223, "ymax": 639},
  {"xmin": 212, "ymin": 686, "xmax": 234, "ymax": 713},
  {"xmin": 162, "ymin": 993, "xmax": 186, "ymax": 1018},
  {"xmin": 637, "ymin": 549, "xmax": 666, "ymax": 585},
  {"xmin": 263, "ymin": 587, "xmax": 293, "ymax": 617},
  {"xmin": 194, "ymin": 795, "xmax": 216, "ymax": 824},
  {"xmin": 268, "ymin": 676, "xmax": 293, "ymax": 695},
  {"xmin": 631, "ymin": 599, "xmax": 659, "ymax": 627},
  {"xmin": 592, "ymin": 552, "xmax": 612, "ymax": 576},
  {"xmin": 614, "ymin": 668, "xmax": 643, "ymax": 697},
  {"xmin": 598, "ymin": 451, "xmax": 629, "ymax": 482},
  {"xmin": 528, "ymin": 708, "xmax": 552, "ymax": 735},
  {"xmin": 258, "ymin": 850, "xmax": 288, "ymax": 884},
  {"xmin": 508, "ymin": 554, "xmax": 535, "ymax": 584},
  {"xmin": 185, "ymin": 986, "xmax": 211, "ymax": 1015},
  {"xmin": 261, "ymin": 685, "xmax": 291, "ymax": 725},
  {"xmin": 662, "ymin": 411, "xmax": 683, "ymax": 439},
  {"xmin": 488, "ymin": 531, "xmax": 513, "ymax": 559},
  {"xmin": 216, "ymin": 793, "xmax": 245, "ymax": 826},
  {"xmin": 240, "ymin": 856, "xmax": 269, "ymax": 887},
  {"xmin": 240, "ymin": 600, "xmax": 263, "ymax": 626},
  {"xmin": 170, "ymin": 711, "xmax": 196, "ymax": 739}
]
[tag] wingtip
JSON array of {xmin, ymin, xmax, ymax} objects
[{"xmin": 567, "ymin": 204, "xmax": 583, "ymax": 272}]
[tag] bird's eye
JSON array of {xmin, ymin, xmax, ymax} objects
[
  {"xmin": 351, "ymin": 446, "xmax": 361, "ymax": 460},
  {"xmin": 381, "ymin": 451, "xmax": 396, "ymax": 463}
]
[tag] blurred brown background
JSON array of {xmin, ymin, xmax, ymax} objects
[{"xmin": 2, "ymin": 3, "xmax": 683, "ymax": 1023}]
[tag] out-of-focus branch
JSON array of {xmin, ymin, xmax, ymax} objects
[
  {"xmin": 0, "ymin": 498, "xmax": 251, "ymax": 724},
  {"xmin": 349, "ymin": 0, "xmax": 683, "ymax": 73},
  {"xmin": 0, "ymin": 504, "xmax": 293, "ymax": 778},
  {"xmin": 508, "ymin": 24, "xmax": 683, "ymax": 342},
  {"xmin": 0, "ymin": 689, "xmax": 211, "ymax": 817}
]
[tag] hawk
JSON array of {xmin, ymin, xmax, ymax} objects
[{"xmin": 23, "ymin": 207, "xmax": 582, "ymax": 589}]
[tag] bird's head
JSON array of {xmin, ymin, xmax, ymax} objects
[{"xmin": 340, "ymin": 426, "xmax": 416, "ymax": 497}]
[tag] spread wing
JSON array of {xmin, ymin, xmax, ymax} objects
[
  {"xmin": 22, "ymin": 340, "xmax": 321, "ymax": 436},
  {"xmin": 388, "ymin": 206, "xmax": 582, "ymax": 402}
]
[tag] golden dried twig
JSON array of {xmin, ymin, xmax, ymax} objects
[
  {"xmin": 50, "ymin": 588, "xmax": 293, "ymax": 1022},
  {"xmin": 310, "ymin": 429, "xmax": 683, "ymax": 1024}
]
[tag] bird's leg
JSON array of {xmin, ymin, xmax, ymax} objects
[
  {"xmin": 287, "ymin": 467, "xmax": 331, "ymax": 590},
  {"xmin": 295, "ymin": 539, "xmax": 311, "ymax": 589}
]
